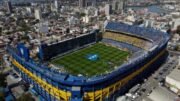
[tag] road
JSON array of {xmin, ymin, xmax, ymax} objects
[
  {"xmin": 168, "ymin": 50, "xmax": 180, "ymax": 56},
  {"xmin": 133, "ymin": 56, "xmax": 178, "ymax": 101}
]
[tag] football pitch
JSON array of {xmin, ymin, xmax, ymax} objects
[{"xmin": 50, "ymin": 43, "xmax": 130, "ymax": 77}]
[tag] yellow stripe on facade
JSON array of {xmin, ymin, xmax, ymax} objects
[
  {"xmin": 11, "ymin": 49, "xmax": 166, "ymax": 101},
  {"xmin": 12, "ymin": 60, "xmax": 71, "ymax": 101},
  {"xmin": 103, "ymin": 32, "xmax": 150, "ymax": 50},
  {"xmin": 84, "ymin": 49, "xmax": 166, "ymax": 101}
]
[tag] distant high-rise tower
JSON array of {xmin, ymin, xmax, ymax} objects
[
  {"xmin": 7, "ymin": 1, "xmax": 13, "ymax": 13},
  {"xmin": 36, "ymin": 21, "xmax": 49, "ymax": 34},
  {"xmin": 112, "ymin": 0, "xmax": 125, "ymax": 11},
  {"xmin": 34, "ymin": 8, "xmax": 42, "ymax": 20},
  {"xmin": 105, "ymin": 4, "xmax": 112, "ymax": 16},
  {"xmin": 51, "ymin": 0, "xmax": 58, "ymax": 12},
  {"xmin": 26, "ymin": 7, "xmax": 32, "ymax": 16},
  {"xmin": 92, "ymin": 0, "xmax": 97, "ymax": 7},
  {"xmin": 86, "ymin": 0, "xmax": 96, "ymax": 7},
  {"xmin": 79, "ymin": 0, "xmax": 86, "ymax": 8},
  {"xmin": 144, "ymin": 20, "xmax": 154, "ymax": 28},
  {"xmin": 54, "ymin": 0, "xmax": 58, "ymax": 10}
]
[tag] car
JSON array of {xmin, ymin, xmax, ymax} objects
[
  {"xmin": 141, "ymin": 88, "xmax": 146, "ymax": 92},
  {"xmin": 154, "ymin": 77, "xmax": 158, "ymax": 80},
  {"xmin": 159, "ymin": 82, "xmax": 163, "ymax": 86},
  {"xmin": 159, "ymin": 72, "xmax": 163, "ymax": 75},
  {"xmin": 12, "ymin": 73, "xmax": 19, "ymax": 78},
  {"xmin": 163, "ymin": 68, "xmax": 167, "ymax": 71},
  {"xmin": 147, "ymin": 90, "xmax": 152, "ymax": 96},
  {"xmin": 169, "ymin": 62, "xmax": 173, "ymax": 65}
]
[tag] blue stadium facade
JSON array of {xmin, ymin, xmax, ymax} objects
[{"xmin": 6, "ymin": 22, "xmax": 169, "ymax": 101}]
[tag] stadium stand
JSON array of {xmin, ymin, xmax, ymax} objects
[
  {"xmin": 6, "ymin": 22, "xmax": 170, "ymax": 101},
  {"xmin": 103, "ymin": 31, "xmax": 152, "ymax": 50},
  {"xmin": 105, "ymin": 22, "xmax": 168, "ymax": 45},
  {"xmin": 39, "ymin": 31, "xmax": 99, "ymax": 61},
  {"xmin": 102, "ymin": 39, "xmax": 142, "ymax": 53}
]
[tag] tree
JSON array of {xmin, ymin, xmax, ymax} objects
[
  {"xmin": 80, "ymin": 13, "xmax": 86, "ymax": 17},
  {"xmin": 18, "ymin": 21, "xmax": 31, "ymax": 32},
  {"xmin": 16, "ymin": 93, "xmax": 35, "ymax": 101},
  {"xmin": 0, "ymin": 27, "xmax": 2, "ymax": 35},
  {"xmin": 174, "ymin": 45, "xmax": 180, "ymax": 51},
  {"xmin": 176, "ymin": 25, "xmax": 180, "ymax": 35},
  {"xmin": 0, "ymin": 96, "xmax": 5, "ymax": 101},
  {"xmin": 21, "ymin": 33, "xmax": 29, "ymax": 41},
  {"xmin": 0, "ymin": 73, "xmax": 7, "ymax": 87}
]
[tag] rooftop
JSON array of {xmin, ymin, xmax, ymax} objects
[{"xmin": 143, "ymin": 86, "xmax": 178, "ymax": 101}]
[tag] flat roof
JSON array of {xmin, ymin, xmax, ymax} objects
[
  {"xmin": 167, "ymin": 67, "xmax": 180, "ymax": 82},
  {"xmin": 166, "ymin": 66, "xmax": 180, "ymax": 89},
  {"xmin": 144, "ymin": 86, "xmax": 178, "ymax": 101}
]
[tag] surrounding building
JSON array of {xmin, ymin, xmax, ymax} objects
[
  {"xmin": 171, "ymin": 18, "xmax": 180, "ymax": 30},
  {"xmin": 79, "ymin": 0, "xmax": 86, "ymax": 8},
  {"xmin": 143, "ymin": 86, "xmax": 179, "ymax": 101},
  {"xmin": 6, "ymin": 1, "xmax": 13, "ymax": 13},
  {"xmin": 165, "ymin": 65, "xmax": 180, "ymax": 95},
  {"xmin": 54, "ymin": 0, "xmax": 58, "ymax": 9},
  {"xmin": 105, "ymin": 4, "xmax": 112, "ymax": 16},
  {"xmin": 112, "ymin": 0, "xmax": 124, "ymax": 11},
  {"xmin": 34, "ymin": 8, "xmax": 42, "ymax": 20}
]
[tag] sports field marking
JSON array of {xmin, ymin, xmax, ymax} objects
[{"xmin": 50, "ymin": 43, "xmax": 130, "ymax": 77}]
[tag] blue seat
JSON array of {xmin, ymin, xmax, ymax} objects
[
  {"xmin": 105, "ymin": 22, "xmax": 167, "ymax": 45},
  {"xmin": 102, "ymin": 39, "xmax": 142, "ymax": 52}
]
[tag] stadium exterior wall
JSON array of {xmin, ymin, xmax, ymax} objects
[
  {"xmin": 39, "ymin": 30, "xmax": 100, "ymax": 61},
  {"xmin": 6, "ymin": 28, "xmax": 169, "ymax": 101},
  {"xmin": 6, "ymin": 40, "xmax": 169, "ymax": 101}
]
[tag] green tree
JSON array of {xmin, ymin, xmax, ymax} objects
[
  {"xmin": 21, "ymin": 34, "xmax": 29, "ymax": 41},
  {"xmin": 176, "ymin": 25, "xmax": 180, "ymax": 35},
  {"xmin": 19, "ymin": 21, "xmax": 30, "ymax": 32},
  {"xmin": 0, "ymin": 96, "xmax": 5, "ymax": 101},
  {"xmin": 0, "ymin": 73, "xmax": 7, "ymax": 87},
  {"xmin": 80, "ymin": 13, "xmax": 86, "ymax": 17},
  {"xmin": 174, "ymin": 45, "xmax": 180, "ymax": 51},
  {"xmin": 16, "ymin": 93, "xmax": 35, "ymax": 101}
]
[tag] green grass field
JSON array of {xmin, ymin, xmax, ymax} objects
[{"xmin": 50, "ymin": 43, "xmax": 129, "ymax": 77}]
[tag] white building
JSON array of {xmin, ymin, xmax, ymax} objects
[
  {"xmin": 144, "ymin": 20, "xmax": 154, "ymax": 28},
  {"xmin": 83, "ymin": 15, "xmax": 90, "ymax": 23},
  {"xmin": 94, "ymin": 9, "xmax": 99, "ymax": 16},
  {"xmin": 68, "ymin": 16, "xmax": 79, "ymax": 25},
  {"xmin": 166, "ymin": 65, "xmax": 180, "ymax": 95},
  {"xmin": 179, "ymin": 56, "xmax": 180, "ymax": 66},
  {"xmin": 54, "ymin": 0, "xmax": 58, "ymax": 10},
  {"xmin": 79, "ymin": 0, "xmax": 86, "ymax": 8},
  {"xmin": 34, "ymin": 8, "xmax": 42, "ymax": 20},
  {"xmin": 143, "ymin": 86, "xmax": 179, "ymax": 101},
  {"xmin": 105, "ymin": 4, "xmax": 112, "ymax": 16},
  {"xmin": 26, "ymin": 7, "xmax": 32, "ymax": 15},
  {"xmin": 171, "ymin": 18, "xmax": 180, "ymax": 30},
  {"xmin": 35, "ymin": 22, "xmax": 49, "ymax": 34},
  {"xmin": 92, "ymin": 0, "xmax": 96, "ymax": 7},
  {"xmin": 85, "ymin": 9, "xmax": 90, "ymax": 15},
  {"xmin": 112, "ymin": 0, "xmax": 124, "ymax": 11}
]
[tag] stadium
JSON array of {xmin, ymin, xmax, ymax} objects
[{"xmin": 6, "ymin": 22, "xmax": 169, "ymax": 101}]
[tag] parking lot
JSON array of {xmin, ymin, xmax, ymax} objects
[{"xmin": 123, "ymin": 55, "xmax": 179, "ymax": 101}]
